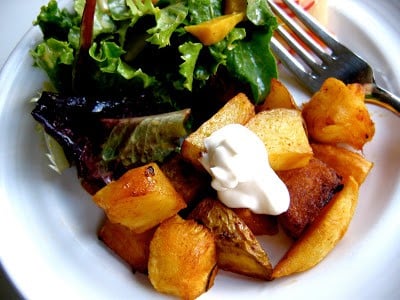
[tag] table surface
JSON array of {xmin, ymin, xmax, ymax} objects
[{"xmin": 0, "ymin": 1, "xmax": 49, "ymax": 298}]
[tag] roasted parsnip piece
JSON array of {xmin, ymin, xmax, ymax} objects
[
  {"xmin": 273, "ymin": 176, "xmax": 359, "ymax": 278},
  {"xmin": 311, "ymin": 143, "xmax": 373, "ymax": 185}
]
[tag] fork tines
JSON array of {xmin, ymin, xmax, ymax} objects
[
  {"xmin": 268, "ymin": 0, "xmax": 400, "ymax": 114},
  {"xmin": 268, "ymin": 0, "xmax": 339, "ymax": 87}
]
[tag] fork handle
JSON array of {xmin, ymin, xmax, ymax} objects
[{"xmin": 364, "ymin": 84, "xmax": 400, "ymax": 116}]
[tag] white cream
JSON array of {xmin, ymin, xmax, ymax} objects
[{"xmin": 199, "ymin": 124, "xmax": 290, "ymax": 215}]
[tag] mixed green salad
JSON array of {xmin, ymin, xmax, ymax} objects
[{"xmin": 30, "ymin": 0, "xmax": 278, "ymax": 193}]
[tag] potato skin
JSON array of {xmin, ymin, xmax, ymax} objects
[
  {"xmin": 148, "ymin": 215, "xmax": 217, "ymax": 300},
  {"xmin": 302, "ymin": 77, "xmax": 375, "ymax": 150},
  {"xmin": 190, "ymin": 198, "xmax": 273, "ymax": 280}
]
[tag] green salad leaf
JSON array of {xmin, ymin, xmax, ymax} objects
[
  {"xmin": 179, "ymin": 42, "xmax": 203, "ymax": 91},
  {"xmin": 146, "ymin": 1, "xmax": 188, "ymax": 48},
  {"xmin": 31, "ymin": 38, "xmax": 75, "ymax": 91},
  {"xmin": 106, "ymin": 0, "xmax": 134, "ymax": 21},
  {"xmin": 226, "ymin": 28, "xmax": 277, "ymax": 104},
  {"xmin": 33, "ymin": 0, "xmax": 77, "ymax": 41},
  {"xmin": 187, "ymin": 0, "xmax": 222, "ymax": 23},
  {"xmin": 89, "ymin": 41, "xmax": 155, "ymax": 86},
  {"xmin": 102, "ymin": 109, "xmax": 190, "ymax": 166},
  {"xmin": 247, "ymin": 0, "xmax": 278, "ymax": 27},
  {"xmin": 74, "ymin": 0, "xmax": 117, "ymax": 37},
  {"xmin": 31, "ymin": 0, "xmax": 278, "ymax": 103},
  {"xmin": 30, "ymin": 0, "xmax": 280, "ymax": 193}
]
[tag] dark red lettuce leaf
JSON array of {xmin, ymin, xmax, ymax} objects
[{"xmin": 31, "ymin": 91, "xmax": 177, "ymax": 194}]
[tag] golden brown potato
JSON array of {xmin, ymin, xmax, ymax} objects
[
  {"xmin": 98, "ymin": 218, "xmax": 156, "ymax": 274},
  {"xmin": 302, "ymin": 77, "xmax": 375, "ymax": 150},
  {"xmin": 148, "ymin": 215, "xmax": 217, "ymax": 300},
  {"xmin": 93, "ymin": 163, "xmax": 186, "ymax": 233},
  {"xmin": 182, "ymin": 92, "xmax": 255, "ymax": 170},
  {"xmin": 233, "ymin": 208, "xmax": 278, "ymax": 236},
  {"xmin": 257, "ymin": 78, "xmax": 299, "ymax": 112},
  {"xmin": 189, "ymin": 198, "xmax": 273, "ymax": 280},
  {"xmin": 246, "ymin": 108, "xmax": 313, "ymax": 170},
  {"xmin": 272, "ymin": 176, "xmax": 359, "ymax": 278},
  {"xmin": 311, "ymin": 143, "xmax": 373, "ymax": 185}
]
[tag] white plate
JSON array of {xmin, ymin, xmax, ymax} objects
[{"xmin": 1, "ymin": 0, "xmax": 399, "ymax": 299}]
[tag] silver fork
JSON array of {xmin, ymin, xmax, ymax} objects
[{"xmin": 268, "ymin": 0, "xmax": 400, "ymax": 116}]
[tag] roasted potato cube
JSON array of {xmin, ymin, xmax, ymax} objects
[
  {"xmin": 233, "ymin": 208, "xmax": 278, "ymax": 236},
  {"xmin": 257, "ymin": 78, "xmax": 299, "ymax": 111},
  {"xmin": 272, "ymin": 176, "xmax": 359, "ymax": 278},
  {"xmin": 98, "ymin": 218, "xmax": 155, "ymax": 273},
  {"xmin": 148, "ymin": 215, "xmax": 217, "ymax": 300},
  {"xmin": 302, "ymin": 77, "xmax": 375, "ymax": 150},
  {"xmin": 93, "ymin": 163, "xmax": 186, "ymax": 233},
  {"xmin": 277, "ymin": 158, "xmax": 343, "ymax": 239},
  {"xmin": 190, "ymin": 198, "xmax": 273, "ymax": 280},
  {"xmin": 181, "ymin": 92, "xmax": 255, "ymax": 170},
  {"xmin": 311, "ymin": 143, "xmax": 373, "ymax": 185},
  {"xmin": 246, "ymin": 108, "xmax": 313, "ymax": 170}
]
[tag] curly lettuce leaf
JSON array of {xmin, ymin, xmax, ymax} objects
[
  {"xmin": 74, "ymin": 0, "xmax": 117, "ymax": 38},
  {"xmin": 126, "ymin": 0, "xmax": 158, "ymax": 19},
  {"xmin": 102, "ymin": 109, "xmax": 190, "ymax": 166},
  {"xmin": 32, "ymin": 0, "xmax": 278, "ymax": 104},
  {"xmin": 178, "ymin": 42, "xmax": 203, "ymax": 91},
  {"xmin": 89, "ymin": 41, "xmax": 155, "ymax": 87},
  {"xmin": 31, "ymin": 38, "xmax": 75, "ymax": 91},
  {"xmin": 33, "ymin": 0, "xmax": 78, "ymax": 41},
  {"xmin": 208, "ymin": 28, "xmax": 246, "ymax": 72},
  {"xmin": 30, "ymin": 0, "xmax": 280, "ymax": 193},
  {"xmin": 146, "ymin": 1, "xmax": 188, "ymax": 48},
  {"xmin": 106, "ymin": 0, "xmax": 134, "ymax": 21}
]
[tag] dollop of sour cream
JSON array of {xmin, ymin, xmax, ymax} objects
[{"xmin": 199, "ymin": 124, "xmax": 290, "ymax": 215}]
